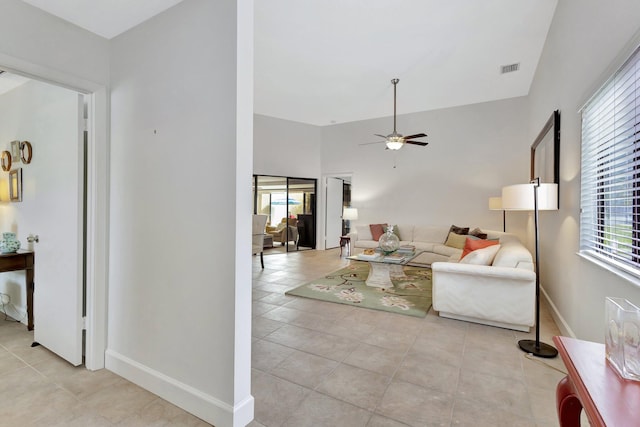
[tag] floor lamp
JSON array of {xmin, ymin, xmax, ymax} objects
[
  {"xmin": 488, "ymin": 197, "xmax": 505, "ymax": 232},
  {"xmin": 502, "ymin": 178, "xmax": 558, "ymax": 358}
]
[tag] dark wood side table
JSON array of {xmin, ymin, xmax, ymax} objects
[
  {"xmin": 554, "ymin": 335, "xmax": 640, "ymax": 427},
  {"xmin": 339, "ymin": 236, "xmax": 351, "ymax": 257},
  {"xmin": 0, "ymin": 250, "xmax": 35, "ymax": 330}
]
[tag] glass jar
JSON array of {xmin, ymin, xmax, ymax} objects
[
  {"xmin": 0, "ymin": 232, "xmax": 21, "ymax": 254},
  {"xmin": 378, "ymin": 225, "xmax": 399, "ymax": 254}
]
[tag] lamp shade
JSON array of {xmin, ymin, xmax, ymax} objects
[
  {"xmin": 502, "ymin": 183, "xmax": 558, "ymax": 211},
  {"xmin": 342, "ymin": 207, "xmax": 358, "ymax": 220},
  {"xmin": 488, "ymin": 197, "xmax": 503, "ymax": 210}
]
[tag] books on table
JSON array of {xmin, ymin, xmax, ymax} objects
[{"xmin": 382, "ymin": 253, "xmax": 406, "ymax": 263}]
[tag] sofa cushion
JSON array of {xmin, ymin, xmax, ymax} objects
[
  {"xmin": 459, "ymin": 244, "xmax": 501, "ymax": 265},
  {"xmin": 449, "ymin": 224, "xmax": 469, "ymax": 235},
  {"xmin": 444, "ymin": 232, "xmax": 468, "ymax": 249},
  {"xmin": 413, "ymin": 241, "xmax": 436, "ymax": 252},
  {"xmin": 469, "ymin": 227, "xmax": 488, "ymax": 239},
  {"xmin": 356, "ymin": 224, "xmax": 373, "ymax": 241},
  {"xmin": 369, "ymin": 223, "xmax": 388, "ymax": 241},
  {"xmin": 432, "ymin": 244, "xmax": 462, "ymax": 257},
  {"xmin": 413, "ymin": 226, "xmax": 449, "ymax": 244},
  {"xmin": 461, "ymin": 238, "xmax": 499, "ymax": 259},
  {"xmin": 396, "ymin": 225, "xmax": 414, "ymax": 242}
]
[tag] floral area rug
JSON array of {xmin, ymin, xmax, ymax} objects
[{"xmin": 285, "ymin": 263, "xmax": 432, "ymax": 318}]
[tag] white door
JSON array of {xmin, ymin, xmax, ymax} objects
[
  {"xmin": 33, "ymin": 92, "xmax": 85, "ymax": 365},
  {"xmin": 325, "ymin": 177, "xmax": 343, "ymax": 249}
]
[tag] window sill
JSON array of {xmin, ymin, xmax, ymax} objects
[{"xmin": 577, "ymin": 251, "xmax": 640, "ymax": 289}]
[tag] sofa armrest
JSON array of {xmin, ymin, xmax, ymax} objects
[
  {"xmin": 431, "ymin": 262, "xmax": 536, "ymax": 329},
  {"xmin": 431, "ymin": 262, "xmax": 535, "ymax": 281}
]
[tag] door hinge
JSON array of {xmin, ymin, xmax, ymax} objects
[
  {"xmin": 83, "ymin": 118, "xmax": 89, "ymax": 132},
  {"xmin": 82, "ymin": 317, "xmax": 87, "ymax": 330}
]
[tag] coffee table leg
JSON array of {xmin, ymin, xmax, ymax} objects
[{"xmin": 366, "ymin": 263, "xmax": 405, "ymax": 288}]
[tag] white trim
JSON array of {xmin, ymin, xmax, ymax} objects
[
  {"xmin": 577, "ymin": 251, "xmax": 640, "ymax": 290},
  {"xmin": 540, "ymin": 285, "xmax": 575, "ymax": 339},
  {"xmin": 105, "ymin": 350, "xmax": 253, "ymax": 427}
]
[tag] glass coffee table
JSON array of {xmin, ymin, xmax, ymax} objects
[{"xmin": 348, "ymin": 251, "xmax": 420, "ymax": 288}]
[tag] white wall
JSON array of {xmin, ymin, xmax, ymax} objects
[
  {"xmin": 108, "ymin": 1, "xmax": 253, "ymax": 426},
  {"xmin": 320, "ymin": 97, "xmax": 530, "ymax": 238},
  {"xmin": 0, "ymin": 0, "xmax": 109, "ymax": 87},
  {"xmin": 0, "ymin": 80, "xmax": 79, "ymax": 322},
  {"xmin": 253, "ymin": 114, "xmax": 322, "ymax": 178},
  {"xmin": 526, "ymin": 0, "xmax": 640, "ymax": 342}
]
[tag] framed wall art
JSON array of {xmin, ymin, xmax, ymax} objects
[
  {"xmin": 10, "ymin": 140, "xmax": 21, "ymax": 163},
  {"xmin": 9, "ymin": 168, "xmax": 22, "ymax": 202},
  {"xmin": 531, "ymin": 110, "xmax": 560, "ymax": 205}
]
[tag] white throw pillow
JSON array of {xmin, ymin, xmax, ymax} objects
[{"xmin": 459, "ymin": 244, "xmax": 501, "ymax": 265}]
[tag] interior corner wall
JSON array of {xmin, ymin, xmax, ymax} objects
[
  {"xmin": 108, "ymin": 1, "xmax": 251, "ymax": 426},
  {"xmin": 0, "ymin": 0, "xmax": 109, "ymax": 87},
  {"xmin": 526, "ymin": 0, "xmax": 640, "ymax": 342},
  {"xmin": 253, "ymin": 114, "xmax": 322, "ymax": 178},
  {"xmin": 320, "ymin": 97, "xmax": 530, "ymax": 236}
]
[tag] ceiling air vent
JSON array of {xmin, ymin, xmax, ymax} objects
[{"xmin": 501, "ymin": 63, "xmax": 520, "ymax": 74}]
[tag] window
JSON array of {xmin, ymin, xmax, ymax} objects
[{"xmin": 580, "ymin": 46, "xmax": 640, "ymax": 277}]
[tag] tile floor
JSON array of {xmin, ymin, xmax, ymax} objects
[
  {"xmin": 249, "ymin": 249, "xmax": 567, "ymax": 427},
  {"xmin": 0, "ymin": 248, "xmax": 567, "ymax": 426}
]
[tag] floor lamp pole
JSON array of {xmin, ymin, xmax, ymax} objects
[
  {"xmin": 518, "ymin": 179, "xmax": 558, "ymax": 358},
  {"xmin": 502, "ymin": 210, "xmax": 506, "ymax": 232}
]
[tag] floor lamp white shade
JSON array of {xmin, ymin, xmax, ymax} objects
[
  {"xmin": 501, "ymin": 180, "xmax": 558, "ymax": 358},
  {"xmin": 502, "ymin": 183, "xmax": 558, "ymax": 211},
  {"xmin": 342, "ymin": 207, "xmax": 358, "ymax": 221},
  {"xmin": 488, "ymin": 197, "xmax": 502, "ymax": 210}
]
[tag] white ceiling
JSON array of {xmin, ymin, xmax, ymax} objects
[{"xmin": 15, "ymin": 0, "xmax": 558, "ymax": 127}]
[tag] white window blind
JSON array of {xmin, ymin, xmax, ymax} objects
[{"xmin": 580, "ymin": 46, "xmax": 640, "ymax": 276}]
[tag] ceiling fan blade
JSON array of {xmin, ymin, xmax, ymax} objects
[
  {"xmin": 374, "ymin": 134, "xmax": 388, "ymax": 139},
  {"xmin": 403, "ymin": 133, "xmax": 427, "ymax": 140},
  {"xmin": 359, "ymin": 141, "xmax": 385, "ymax": 146},
  {"xmin": 405, "ymin": 140, "xmax": 428, "ymax": 146}
]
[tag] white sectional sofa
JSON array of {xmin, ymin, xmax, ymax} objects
[{"xmin": 349, "ymin": 224, "xmax": 536, "ymax": 331}]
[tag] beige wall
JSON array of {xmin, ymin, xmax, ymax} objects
[{"xmin": 526, "ymin": 0, "xmax": 640, "ymax": 342}]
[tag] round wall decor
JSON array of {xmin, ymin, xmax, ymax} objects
[
  {"xmin": 20, "ymin": 141, "xmax": 32, "ymax": 164},
  {"xmin": 1, "ymin": 151, "xmax": 11, "ymax": 172}
]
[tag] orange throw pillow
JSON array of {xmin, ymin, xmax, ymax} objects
[
  {"xmin": 369, "ymin": 223, "xmax": 388, "ymax": 241},
  {"xmin": 460, "ymin": 237, "xmax": 499, "ymax": 259}
]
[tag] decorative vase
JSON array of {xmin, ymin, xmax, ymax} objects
[
  {"xmin": 0, "ymin": 232, "xmax": 21, "ymax": 254},
  {"xmin": 378, "ymin": 225, "xmax": 400, "ymax": 254},
  {"xmin": 606, "ymin": 297, "xmax": 640, "ymax": 381}
]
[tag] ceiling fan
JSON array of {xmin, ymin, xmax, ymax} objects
[{"xmin": 370, "ymin": 78, "xmax": 428, "ymax": 150}]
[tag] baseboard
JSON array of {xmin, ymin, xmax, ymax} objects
[
  {"xmin": 105, "ymin": 349, "xmax": 254, "ymax": 427},
  {"xmin": 540, "ymin": 286, "xmax": 576, "ymax": 338}
]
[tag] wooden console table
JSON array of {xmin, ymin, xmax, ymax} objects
[
  {"xmin": 0, "ymin": 251, "xmax": 34, "ymax": 330},
  {"xmin": 554, "ymin": 335, "xmax": 640, "ymax": 426}
]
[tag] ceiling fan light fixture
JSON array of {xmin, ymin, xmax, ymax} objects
[{"xmin": 386, "ymin": 137, "xmax": 404, "ymax": 150}]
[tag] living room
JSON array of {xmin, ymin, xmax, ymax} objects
[{"xmin": 254, "ymin": 1, "xmax": 640, "ymax": 348}]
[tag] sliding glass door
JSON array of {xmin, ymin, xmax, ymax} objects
[{"xmin": 253, "ymin": 175, "xmax": 316, "ymax": 252}]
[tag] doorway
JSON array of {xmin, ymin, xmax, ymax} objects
[
  {"xmin": 253, "ymin": 175, "xmax": 317, "ymax": 252},
  {"xmin": 0, "ymin": 70, "xmax": 90, "ymax": 367}
]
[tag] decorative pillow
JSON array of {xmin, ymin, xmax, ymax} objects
[
  {"xmin": 469, "ymin": 227, "xmax": 488, "ymax": 239},
  {"xmin": 444, "ymin": 232, "xmax": 468, "ymax": 249},
  {"xmin": 460, "ymin": 237, "xmax": 500, "ymax": 259},
  {"xmin": 459, "ymin": 244, "xmax": 501, "ymax": 265},
  {"xmin": 384, "ymin": 224, "xmax": 401, "ymax": 240},
  {"xmin": 448, "ymin": 225, "xmax": 469, "ymax": 235},
  {"xmin": 369, "ymin": 223, "xmax": 388, "ymax": 241}
]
